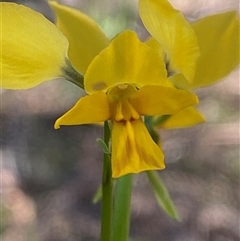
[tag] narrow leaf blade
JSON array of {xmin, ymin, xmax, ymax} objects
[{"xmin": 147, "ymin": 171, "xmax": 180, "ymax": 221}]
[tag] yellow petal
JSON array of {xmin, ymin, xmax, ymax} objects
[
  {"xmin": 1, "ymin": 2, "xmax": 68, "ymax": 89},
  {"xmin": 146, "ymin": 37, "xmax": 165, "ymax": 59},
  {"xmin": 132, "ymin": 85, "xmax": 199, "ymax": 116},
  {"xmin": 84, "ymin": 30, "xmax": 168, "ymax": 94},
  {"xmin": 139, "ymin": 0, "xmax": 200, "ymax": 81},
  {"xmin": 157, "ymin": 107, "xmax": 205, "ymax": 129},
  {"xmin": 190, "ymin": 11, "xmax": 240, "ymax": 89},
  {"xmin": 169, "ymin": 73, "xmax": 191, "ymax": 90},
  {"xmin": 111, "ymin": 119, "xmax": 165, "ymax": 178},
  {"xmin": 54, "ymin": 92, "xmax": 110, "ymax": 129},
  {"xmin": 49, "ymin": 1, "xmax": 110, "ymax": 74}
]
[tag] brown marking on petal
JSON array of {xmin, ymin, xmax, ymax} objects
[{"xmin": 92, "ymin": 81, "xmax": 107, "ymax": 91}]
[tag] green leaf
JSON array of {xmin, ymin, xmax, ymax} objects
[
  {"xmin": 147, "ymin": 171, "xmax": 181, "ymax": 221},
  {"xmin": 92, "ymin": 185, "xmax": 102, "ymax": 204},
  {"xmin": 96, "ymin": 138, "xmax": 110, "ymax": 154}
]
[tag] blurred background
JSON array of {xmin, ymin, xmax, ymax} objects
[{"xmin": 1, "ymin": 0, "xmax": 239, "ymax": 240}]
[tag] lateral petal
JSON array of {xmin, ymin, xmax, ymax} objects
[
  {"xmin": 1, "ymin": 2, "xmax": 68, "ymax": 89},
  {"xmin": 54, "ymin": 92, "xmax": 110, "ymax": 129},
  {"xmin": 49, "ymin": 1, "xmax": 110, "ymax": 74},
  {"xmin": 190, "ymin": 11, "xmax": 240, "ymax": 89},
  {"xmin": 139, "ymin": 0, "xmax": 200, "ymax": 81},
  {"xmin": 84, "ymin": 30, "xmax": 168, "ymax": 94},
  {"xmin": 156, "ymin": 107, "xmax": 205, "ymax": 129},
  {"xmin": 111, "ymin": 119, "xmax": 165, "ymax": 178},
  {"xmin": 132, "ymin": 85, "xmax": 199, "ymax": 116}
]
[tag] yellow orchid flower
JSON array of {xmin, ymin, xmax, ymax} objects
[
  {"xmin": 0, "ymin": 2, "xmax": 83, "ymax": 89},
  {"xmin": 55, "ymin": 30, "xmax": 199, "ymax": 178},
  {"xmin": 145, "ymin": 10, "xmax": 239, "ymax": 129}
]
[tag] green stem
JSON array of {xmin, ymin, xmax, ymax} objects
[
  {"xmin": 112, "ymin": 174, "xmax": 133, "ymax": 241},
  {"xmin": 151, "ymin": 115, "xmax": 170, "ymax": 126},
  {"xmin": 100, "ymin": 122, "xmax": 113, "ymax": 241},
  {"xmin": 62, "ymin": 59, "xmax": 84, "ymax": 89}
]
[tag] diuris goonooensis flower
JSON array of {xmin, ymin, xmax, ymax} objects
[
  {"xmin": 54, "ymin": 30, "xmax": 199, "ymax": 178},
  {"xmin": 139, "ymin": 1, "xmax": 239, "ymax": 129}
]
